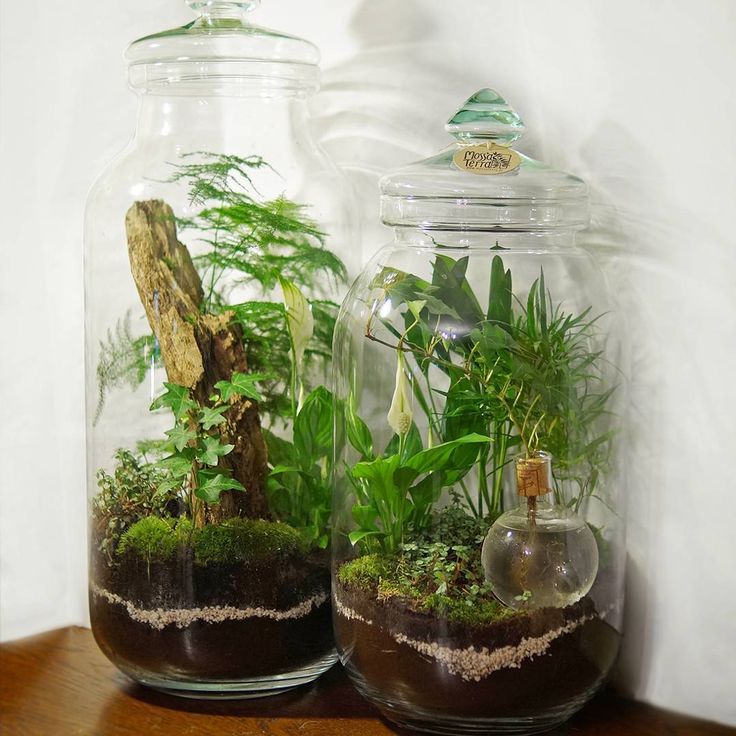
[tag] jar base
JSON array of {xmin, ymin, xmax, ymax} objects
[
  {"xmin": 117, "ymin": 650, "xmax": 339, "ymax": 699},
  {"xmin": 349, "ymin": 667, "xmax": 602, "ymax": 735}
]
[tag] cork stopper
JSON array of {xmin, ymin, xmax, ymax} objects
[{"xmin": 515, "ymin": 451, "xmax": 552, "ymax": 497}]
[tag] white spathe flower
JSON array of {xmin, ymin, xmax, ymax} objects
[
  {"xmin": 387, "ymin": 351, "xmax": 413, "ymax": 436},
  {"xmin": 280, "ymin": 278, "xmax": 314, "ymax": 368}
]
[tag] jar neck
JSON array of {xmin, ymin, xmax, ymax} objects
[
  {"xmin": 392, "ymin": 228, "xmax": 578, "ymax": 251},
  {"xmin": 133, "ymin": 93, "xmax": 310, "ymax": 145}
]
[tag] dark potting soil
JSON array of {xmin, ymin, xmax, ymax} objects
[
  {"xmin": 334, "ymin": 578, "xmax": 620, "ymax": 721},
  {"xmin": 89, "ymin": 538, "xmax": 333, "ymax": 681}
]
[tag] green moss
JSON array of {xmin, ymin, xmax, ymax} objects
[
  {"xmin": 117, "ymin": 517, "xmax": 180, "ymax": 562},
  {"xmin": 116, "ymin": 516, "xmax": 304, "ymax": 567},
  {"xmin": 338, "ymin": 536, "xmax": 521, "ymax": 628},
  {"xmin": 420, "ymin": 593, "xmax": 515, "ymax": 625},
  {"xmin": 193, "ymin": 518, "xmax": 303, "ymax": 566},
  {"xmin": 337, "ymin": 554, "xmax": 390, "ymax": 588}
]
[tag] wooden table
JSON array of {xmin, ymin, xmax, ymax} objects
[{"xmin": 0, "ymin": 627, "xmax": 732, "ymax": 736}]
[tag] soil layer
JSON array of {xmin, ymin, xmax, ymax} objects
[
  {"xmin": 90, "ymin": 540, "xmax": 333, "ymax": 681},
  {"xmin": 334, "ymin": 577, "xmax": 620, "ymax": 721}
]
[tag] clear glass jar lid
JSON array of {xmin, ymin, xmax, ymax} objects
[
  {"xmin": 380, "ymin": 89, "xmax": 589, "ymax": 231},
  {"xmin": 126, "ymin": 0, "xmax": 320, "ymax": 93}
]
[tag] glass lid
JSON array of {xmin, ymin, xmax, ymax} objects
[
  {"xmin": 126, "ymin": 0, "xmax": 320, "ymax": 92},
  {"xmin": 380, "ymin": 89, "xmax": 589, "ymax": 231}
]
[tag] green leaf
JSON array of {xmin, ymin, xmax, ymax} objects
[
  {"xmin": 199, "ymin": 404, "xmax": 229, "ymax": 430},
  {"xmin": 348, "ymin": 529, "xmax": 383, "ymax": 546},
  {"xmin": 195, "ymin": 471, "xmax": 245, "ymax": 504},
  {"xmin": 431, "ymin": 255, "xmax": 483, "ymax": 326},
  {"xmin": 487, "ymin": 255, "xmax": 512, "ymax": 327},
  {"xmin": 384, "ymin": 422, "xmax": 423, "ymax": 460},
  {"xmin": 346, "ymin": 401, "xmax": 373, "ymax": 458},
  {"xmin": 197, "ymin": 435, "xmax": 234, "ymax": 466},
  {"xmin": 352, "ymin": 504, "xmax": 379, "ymax": 530},
  {"xmin": 526, "ymin": 280, "xmax": 539, "ymax": 339},
  {"xmin": 263, "ymin": 429, "xmax": 296, "ymax": 467},
  {"xmin": 404, "ymin": 433, "xmax": 491, "ymax": 475},
  {"xmin": 164, "ymin": 425, "xmax": 197, "ymax": 452},
  {"xmin": 158, "ymin": 452, "xmax": 193, "ymax": 478},
  {"xmin": 294, "ymin": 386, "xmax": 333, "ymax": 466},
  {"xmin": 150, "ymin": 383, "xmax": 197, "ymax": 419},
  {"xmin": 215, "ymin": 371, "xmax": 267, "ymax": 402}
]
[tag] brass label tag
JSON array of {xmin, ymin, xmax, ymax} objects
[{"xmin": 453, "ymin": 143, "xmax": 521, "ymax": 175}]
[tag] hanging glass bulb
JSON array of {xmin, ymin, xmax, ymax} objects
[{"xmin": 481, "ymin": 451, "xmax": 599, "ymax": 609}]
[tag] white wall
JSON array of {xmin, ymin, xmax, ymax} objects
[{"xmin": 1, "ymin": 0, "xmax": 734, "ymax": 727}]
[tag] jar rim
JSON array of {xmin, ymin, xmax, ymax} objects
[{"xmin": 125, "ymin": 11, "xmax": 320, "ymax": 92}]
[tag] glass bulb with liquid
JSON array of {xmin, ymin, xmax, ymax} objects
[{"xmin": 481, "ymin": 452, "xmax": 599, "ymax": 609}]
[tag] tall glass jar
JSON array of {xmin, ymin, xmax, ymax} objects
[
  {"xmin": 85, "ymin": 0, "xmax": 355, "ymax": 697},
  {"xmin": 332, "ymin": 90, "xmax": 625, "ymax": 733}
]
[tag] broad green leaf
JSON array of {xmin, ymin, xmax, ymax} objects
[
  {"xmin": 215, "ymin": 371, "xmax": 267, "ymax": 402},
  {"xmin": 294, "ymin": 386, "xmax": 333, "ymax": 466},
  {"xmin": 403, "ymin": 433, "xmax": 490, "ymax": 475},
  {"xmin": 393, "ymin": 465, "xmax": 420, "ymax": 492},
  {"xmin": 263, "ymin": 429, "xmax": 296, "ymax": 467},
  {"xmin": 348, "ymin": 529, "xmax": 383, "ymax": 546},
  {"xmin": 195, "ymin": 471, "xmax": 245, "ymax": 503},
  {"xmin": 346, "ymin": 401, "xmax": 373, "ymax": 459},
  {"xmin": 431, "ymin": 255, "xmax": 483, "ymax": 326},
  {"xmin": 352, "ymin": 504, "xmax": 379, "ymax": 530},
  {"xmin": 383, "ymin": 422, "xmax": 423, "ymax": 460}
]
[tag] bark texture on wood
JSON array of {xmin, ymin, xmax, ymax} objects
[{"xmin": 125, "ymin": 200, "xmax": 269, "ymax": 520}]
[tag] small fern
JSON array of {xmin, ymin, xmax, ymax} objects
[{"xmin": 95, "ymin": 312, "xmax": 158, "ymax": 424}]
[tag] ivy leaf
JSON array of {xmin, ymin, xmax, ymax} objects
[
  {"xmin": 164, "ymin": 425, "xmax": 197, "ymax": 452},
  {"xmin": 150, "ymin": 383, "xmax": 197, "ymax": 419},
  {"xmin": 195, "ymin": 471, "xmax": 245, "ymax": 503},
  {"xmin": 215, "ymin": 372, "xmax": 267, "ymax": 402},
  {"xmin": 197, "ymin": 435, "xmax": 234, "ymax": 466},
  {"xmin": 158, "ymin": 451, "xmax": 194, "ymax": 479},
  {"xmin": 199, "ymin": 405, "xmax": 229, "ymax": 430}
]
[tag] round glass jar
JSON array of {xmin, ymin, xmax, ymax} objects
[
  {"xmin": 85, "ymin": 0, "xmax": 355, "ymax": 698},
  {"xmin": 332, "ymin": 90, "xmax": 625, "ymax": 733}
]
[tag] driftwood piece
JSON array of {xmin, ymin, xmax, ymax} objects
[{"xmin": 125, "ymin": 200, "xmax": 269, "ymax": 520}]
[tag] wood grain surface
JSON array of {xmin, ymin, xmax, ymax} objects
[{"xmin": 0, "ymin": 627, "xmax": 732, "ymax": 736}]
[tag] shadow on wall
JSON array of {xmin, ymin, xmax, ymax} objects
[
  {"xmin": 579, "ymin": 121, "xmax": 665, "ymax": 700},
  {"xmin": 579, "ymin": 119, "xmax": 731, "ymax": 701},
  {"xmin": 310, "ymin": 0, "xmax": 479, "ymax": 258}
]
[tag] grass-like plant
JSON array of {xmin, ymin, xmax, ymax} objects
[{"xmin": 345, "ymin": 253, "xmax": 614, "ymax": 556}]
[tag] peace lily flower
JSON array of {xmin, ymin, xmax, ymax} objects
[
  {"xmin": 280, "ymin": 278, "xmax": 314, "ymax": 368},
  {"xmin": 387, "ymin": 350, "xmax": 413, "ymax": 436}
]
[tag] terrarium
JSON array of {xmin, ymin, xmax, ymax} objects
[
  {"xmin": 332, "ymin": 90, "xmax": 625, "ymax": 733},
  {"xmin": 85, "ymin": 0, "xmax": 355, "ymax": 697}
]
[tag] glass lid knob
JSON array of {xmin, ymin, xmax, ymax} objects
[
  {"xmin": 186, "ymin": 0, "xmax": 260, "ymax": 16},
  {"xmin": 445, "ymin": 88, "xmax": 526, "ymax": 144}
]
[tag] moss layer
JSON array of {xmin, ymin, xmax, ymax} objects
[
  {"xmin": 338, "ymin": 554, "xmax": 517, "ymax": 628},
  {"xmin": 116, "ymin": 516, "xmax": 302, "ymax": 566}
]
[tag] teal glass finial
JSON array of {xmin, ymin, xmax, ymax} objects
[{"xmin": 446, "ymin": 89, "xmax": 525, "ymax": 144}]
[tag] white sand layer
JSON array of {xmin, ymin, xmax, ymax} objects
[
  {"xmin": 91, "ymin": 582, "xmax": 329, "ymax": 631},
  {"xmin": 334, "ymin": 591, "xmax": 593, "ymax": 682}
]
